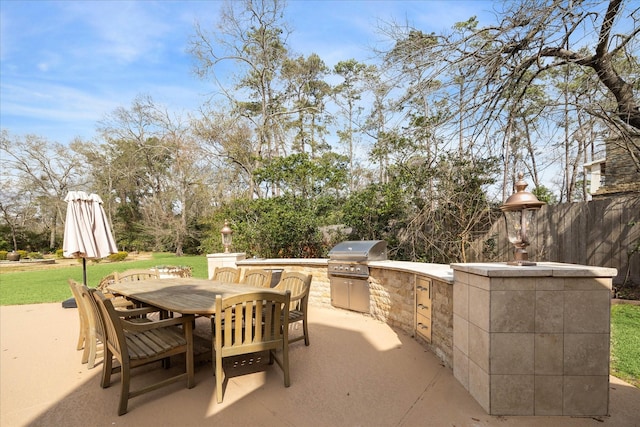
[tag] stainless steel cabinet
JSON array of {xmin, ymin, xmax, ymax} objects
[{"xmin": 415, "ymin": 276, "xmax": 432, "ymax": 342}]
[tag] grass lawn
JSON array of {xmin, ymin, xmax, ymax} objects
[
  {"xmin": 611, "ymin": 303, "xmax": 640, "ymax": 388},
  {"xmin": 1, "ymin": 253, "xmax": 638, "ymax": 388},
  {"xmin": 0, "ymin": 253, "xmax": 208, "ymax": 305}
]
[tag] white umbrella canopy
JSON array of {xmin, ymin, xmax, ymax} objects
[{"xmin": 63, "ymin": 191, "xmax": 117, "ymax": 286}]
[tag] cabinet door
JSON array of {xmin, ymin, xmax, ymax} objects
[
  {"xmin": 416, "ymin": 277, "xmax": 432, "ymax": 341},
  {"xmin": 349, "ymin": 279, "xmax": 371, "ymax": 313},
  {"xmin": 330, "ymin": 278, "xmax": 350, "ymax": 309}
]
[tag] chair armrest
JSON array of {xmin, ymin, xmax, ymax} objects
[
  {"xmin": 115, "ymin": 306, "xmax": 161, "ymax": 318},
  {"xmin": 121, "ymin": 314, "xmax": 195, "ymax": 332},
  {"xmin": 290, "ymin": 293, "xmax": 304, "ymax": 302}
]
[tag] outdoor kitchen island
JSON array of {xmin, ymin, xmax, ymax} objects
[
  {"xmin": 229, "ymin": 257, "xmax": 617, "ymax": 418},
  {"xmin": 233, "ymin": 257, "xmax": 456, "ymax": 367}
]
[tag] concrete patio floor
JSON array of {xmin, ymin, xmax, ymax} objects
[{"xmin": 1, "ymin": 302, "xmax": 639, "ymax": 427}]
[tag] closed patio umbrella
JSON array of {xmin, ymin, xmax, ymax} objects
[{"xmin": 62, "ymin": 192, "xmax": 117, "ymax": 306}]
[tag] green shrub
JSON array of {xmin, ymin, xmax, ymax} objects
[
  {"xmin": 17, "ymin": 250, "xmax": 28, "ymax": 258},
  {"xmin": 55, "ymin": 249, "xmax": 64, "ymax": 258},
  {"xmin": 108, "ymin": 251, "xmax": 128, "ymax": 262},
  {"xmin": 0, "ymin": 250, "xmax": 7, "ymax": 261},
  {"xmin": 27, "ymin": 252, "xmax": 44, "ymax": 259}
]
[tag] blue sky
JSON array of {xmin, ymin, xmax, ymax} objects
[{"xmin": 0, "ymin": 0, "xmax": 494, "ymax": 144}]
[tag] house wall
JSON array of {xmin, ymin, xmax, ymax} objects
[{"xmin": 598, "ymin": 135, "xmax": 640, "ymax": 194}]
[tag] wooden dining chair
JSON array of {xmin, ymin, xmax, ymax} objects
[
  {"xmin": 114, "ymin": 269, "xmax": 160, "ymax": 283},
  {"xmin": 76, "ymin": 281, "xmax": 104, "ymax": 368},
  {"xmin": 211, "ymin": 266, "xmax": 240, "ymax": 283},
  {"xmin": 213, "ymin": 290, "xmax": 291, "ymax": 403},
  {"xmin": 239, "ymin": 268, "xmax": 272, "ymax": 288},
  {"xmin": 274, "ymin": 272, "xmax": 312, "ymax": 346},
  {"xmin": 97, "ymin": 273, "xmax": 135, "ymax": 309},
  {"xmin": 93, "ymin": 289, "xmax": 195, "ymax": 415},
  {"xmin": 70, "ymin": 279, "xmax": 159, "ymax": 369},
  {"xmin": 68, "ymin": 279, "xmax": 89, "ymax": 353}
]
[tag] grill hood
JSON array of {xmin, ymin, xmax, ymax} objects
[{"xmin": 328, "ymin": 240, "xmax": 387, "ymax": 261}]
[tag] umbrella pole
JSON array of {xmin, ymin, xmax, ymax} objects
[{"xmin": 83, "ymin": 258, "xmax": 87, "ymax": 286}]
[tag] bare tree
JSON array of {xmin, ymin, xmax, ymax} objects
[
  {"xmin": 381, "ymin": 0, "xmax": 639, "ymax": 197},
  {"xmin": 189, "ymin": 0, "xmax": 293, "ymax": 197},
  {"xmin": 0, "ymin": 130, "xmax": 84, "ymax": 249},
  {"xmin": 460, "ymin": 0, "xmax": 639, "ymax": 169},
  {"xmin": 333, "ymin": 59, "xmax": 375, "ymax": 193},
  {"xmin": 95, "ymin": 95, "xmax": 213, "ymax": 254}
]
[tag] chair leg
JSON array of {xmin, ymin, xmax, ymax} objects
[
  {"xmin": 87, "ymin": 344, "xmax": 97, "ymax": 369},
  {"xmin": 303, "ymin": 318, "xmax": 310, "ymax": 346},
  {"xmin": 282, "ymin": 344, "xmax": 290, "ymax": 387},
  {"xmin": 81, "ymin": 340, "xmax": 90, "ymax": 364},
  {"xmin": 186, "ymin": 321, "xmax": 194, "ymax": 389},
  {"xmin": 162, "ymin": 356, "xmax": 171, "ymax": 369},
  {"xmin": 118, "ymin": 362, "xmax": 130, "ymax": 416},
  {"xmin": 101, "ymin": 348, "xmax": 113, "ymax": 388},
  {"xmin": 76, "ymin": 332, "xmax": 85, "ymax": 351},
  {"xmin": 215, "ymin": 353, "xmax": 224, "ymax": 403},
  {"xmin": 87, "ymin": 332, "xmax": 99, "ymax": 368}
]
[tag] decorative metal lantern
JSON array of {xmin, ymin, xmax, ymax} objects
[
  {"xmin": 499, "ymin": 173, "xmax": 545, "ymax": 266},
  {"xmin": 220, "ymin": 220, "xmax": 233, "ymax": 254}
]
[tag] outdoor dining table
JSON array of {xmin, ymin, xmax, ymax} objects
[{"xmin": 107, "ymin": 277, "xmax": 268, "ymax": 316}]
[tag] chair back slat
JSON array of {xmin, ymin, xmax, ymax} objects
[
  {"xmin": 212, "ymin": 267, "xmax": 240, "ymax": 283},
  {"xmin": 93, "ymin": 290, "xmax": 126, "ymax": 358},
  {"xmin": 97, "ymin": 273, "xmax": 116, "ymax": 291},
  {"xmin": 215, "ymin": 291, "xmax": 289, "ymax": 349},
  {"xmin": 213, "ymin": 290, "xmax": 291, "ymax": 403},
  {"xmin": 240, "ymin": 269, "xmax": 272, "ymax": 288},
  {"xmin": 114, "ymin": 269, "xmax": 159, "ymax": 283},
  {"xmin": 274, "ymin": 272, "xmax": 312, "ymax": 311},
  {"xmin": 79, "ymin": 284, "xmax": 105, "ymax": 344},
  {"xmin": 68, "ymin": 279, "xmax": 88, "ymax": 351}
]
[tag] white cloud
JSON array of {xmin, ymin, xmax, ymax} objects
[
  {"xmin": 1, "ymin": 0, "xmax": 495, "ymax": 144},
  {"xmin": 1, "ymin": 79, "xmax": 118, "ymax": 122}
]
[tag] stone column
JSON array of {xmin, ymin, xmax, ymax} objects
[
  {"xmin": 451, "ymin": 262, "xmax": 616, "ymax": 416},
  {"xmin": 206, "ymin": 253, "xmax": 246, "ymax": 279}
]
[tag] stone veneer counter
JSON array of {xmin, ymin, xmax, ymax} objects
[
  {"xmin": 368, "ymin": 260, "xmax": 454, "ymax": 283},
  {"xmin": 451, "ymin": 262, "xmax": 617, "ymax": 416},
  {"xmin": 227, "ymin": 257, "xmax": 619, "ymax": 418},
  {"xmin": 236, "ymin": 258, "xmax": 455, "ymax": 365}
]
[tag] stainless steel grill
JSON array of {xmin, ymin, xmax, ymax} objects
[{"xmin": 327, "ymin": 240, "xmax": 387, "ymax": 313}]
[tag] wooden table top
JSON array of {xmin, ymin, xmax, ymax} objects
[{"xmin": 108, "ymin": 277, "xmax": 280, "ymax": 315}]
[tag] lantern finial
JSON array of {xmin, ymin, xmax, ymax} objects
[
  {"xmin": 220, "ymin": 220, "xmax": 233, "ymax": 254},
  {"xmin": 499, "ymin": 173, "xmax": 545, "ymax": 265}
]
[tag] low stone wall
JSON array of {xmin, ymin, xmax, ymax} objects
[
  {"xmin": 369, "ymin": 266, "xmax": 453, "ymax": 367},
  {"xmin": 430, "ymin": 278, "xmax": 454, "ymax": 367},
  {"xmin": 235, "ymin": 259, "xmax": 332, "ymax": 308},
  {"xmin": 236, "ymin": 258, "xmax": 454, "ymax": 367},
  {"xmin": 368, "ymin": 266, "xmax": 415, "ymax": 332}
]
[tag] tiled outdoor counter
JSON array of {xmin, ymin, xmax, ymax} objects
[
  {"xmin": 234, "ymin": 258, "xmax": 455, "ymax": 366},
  {"xmin": 224, "ymin": 257, "xmax": 617, "ymax": 417},
  {"xmin": 451, "ymin": 262, "xmax": 617, "ymax": 416}
]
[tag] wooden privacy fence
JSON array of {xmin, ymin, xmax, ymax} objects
[{"xmin": 468, "ymin": 195, "xmax": 640, "ymax": 286}]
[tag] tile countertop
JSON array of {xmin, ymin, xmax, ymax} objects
[
  {"xmin": 368, "ymin": 260, "xmax": 454, "ymax": 283},
  {"xmin": 231, "ymin": 258, "xmax": 618, "ymax": 281},
  {"xmin": 236, "ymin": 258, "xmax": 456, "ymax": 283},
  {"xmin": 450, "ymin": 262, "xmax": 618, "ymax": 278}
]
